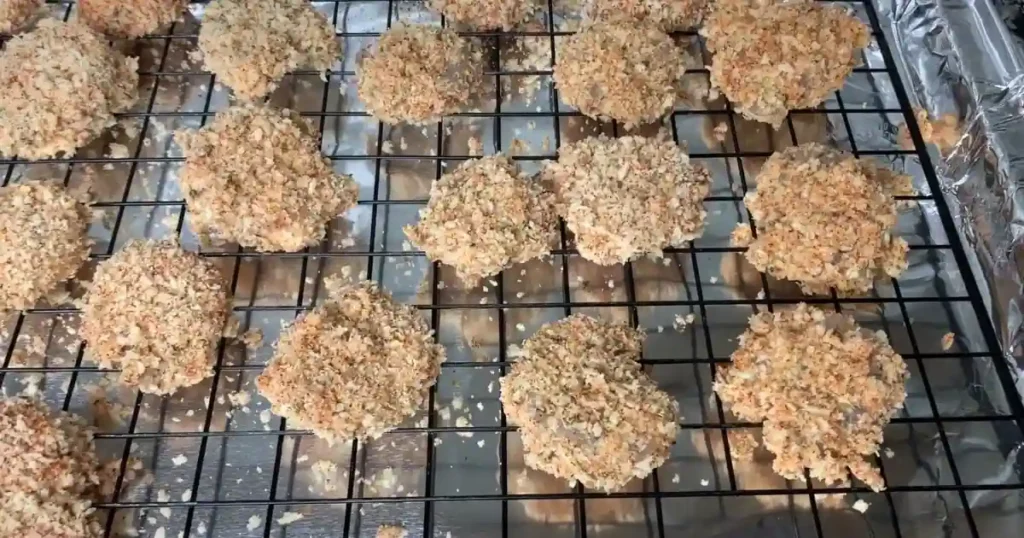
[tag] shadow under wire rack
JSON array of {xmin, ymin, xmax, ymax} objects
[{"xmin": 2, "ymin": 1, "xmax": 1024, "ymax": 537}]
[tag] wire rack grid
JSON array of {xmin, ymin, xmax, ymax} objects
[{"xmin": 2, "ymin": 1, "xmax": 1024, "ymax": 537}]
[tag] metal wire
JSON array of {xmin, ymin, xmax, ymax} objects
[{"xmin": 2, "ymin": 1, "xmax": 1024, "ymax": 537}]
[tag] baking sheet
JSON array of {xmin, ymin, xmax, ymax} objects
[{"xmin": 1, "ymin": 1, "xmax": 1023, "ymax": 537}]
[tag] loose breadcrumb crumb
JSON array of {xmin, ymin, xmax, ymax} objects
[
  {"xmin": 733, "ymin": 143, "xmax": 913, "ymax": 294},
  {"xmin": 0, "ymin": 398, "xmax": 102, "ymax": 537},
  {"xmin": 377, "ymin": 524, "xmax": 408, "ymax": 538},
  {"xmin": 77, "ymin": 0, "xmax": 187, "ymax": 38},
  {"xmin": 898, "ymin": 107, "xmax": 961, "ymax": 154},
  {"xmin": 501, "ymin": 314, "xmax": 680, "ymax": 492},
  {"xmin": 405, "ymin": 155, "xmax": 557, "ymax": 285},
  {"xmin": 543, "ymin": 134, "xmax": 710, "ymax": 265},
  {"xmin": 241, "ymin": 328, "xmax": 264, "ymax": 349},
  {"xmin": 852, "ymin": 499, "xmax": 870, "ymax": 513},
  {"xmin": 941, "ymin": 332, "xmax": 955, "ymax": 351},
  {"xmin": 582, "ymin": 0, "xmax": 708, "ymax": 30},
  {"xmin": 81, "ymin": 240, "xmax": 231, "ymax": 395},
  {"xmin": 0, "ymin": 19, "xmax": 139, "ymax": 159},
  {"xmin": 701, "ymin": 0, "xmax": 870, "ymax": 126},
  {"xmin": 357, "ymin": 25, "xmax": 483, "ymax": 125},
  {"xmin": 555, "ymin": 22, "xmax": 686, "ymax": 128},
  {"xmin": 0, "ymin": 182, "xmax": 91, "ymax": 311},
  {"xmin": 0, "ymin": 0, "xmax": 41, "ymax": 33},
  {"xmin": 198, "ymin": 0, "xmax": 339, "ymax": 100},
  {"xmin": 714, "ymin": 304, "xmax": 908, "ymax": 491},
  {"xmin": 429, "ymin": 0, "xmax": 541, "ymax": 29},
  {"xmin": 257, "ymin": 282, "xmax": 446, "ymax": 443},
  {"xmin": 176, "ymin": 104, "xmax": 357, "ymax": 252},
  {"xmin": 276, "ymin": 512, "xmax": 304, "ymax": 525}
]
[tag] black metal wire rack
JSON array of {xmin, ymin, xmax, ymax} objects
[{"xmin": 3, "ymin": 1, "xmax": 1024, "ymax": 537}]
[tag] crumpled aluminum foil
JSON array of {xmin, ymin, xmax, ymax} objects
[{"xmin": 879, "ymin": 0, "xmax": 1024, "ymax": 378}]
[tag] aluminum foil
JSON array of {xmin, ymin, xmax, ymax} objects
[{"xmin": 2, "ymin": 1, "xmax": 1023, "ymax": 537}]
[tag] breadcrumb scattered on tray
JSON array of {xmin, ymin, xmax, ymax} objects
[
  {"xmin": 241, "ymin": 328, "xmax": 264, "ymax": 350},
  {"xmin": 405, "ymin": 155, "xmax": 558, "ymax": 286},
  {"xmin": 0, "ymin": 0, "xmax": 41, "ymax": 34},
  {"xmin": 852, "ymin": 499, "xmax": 870, "ymax": 513},
  {"xmin": 377, "ymin": 524, "xmax": 408, "ymax": 538},
  {"xmin": 500, "ymin": 314, "xmax": 680, "ymax": 492},
  {"xmin": 941, "ymin": 332, "xmax": 955, "ymax": 351},
  {"xmin": 714, "ymin": 304, "xmax": 908, "ymax": 491},
  {"xmin": 175, "ymin": 104, "xmax": 358, "ymax": 252},
  {"xmin": 198, "ymin": 0, "xmax": 339, "ymax": 100},
  {"xmin": 554, "ymin": 22, "xmax": 686, "ymax": 128},
  {"xmin": 0, "ymin": 182, "xmax": 91, "ymax": 312},
  {"xmin": 77, "ymin": 0, "xmax": 187, "ymax": 38},
  {"xmin": 257, "ymin": 282, "xmax": 446, "ymax": 443},
  {"xmin": 581, "ymin": 0, "xmax": 708, "ymax": 30},
  {"xmin": 732, "ymin": 143, "xmax": 913, "ymax": 295},
  {"xmin": 701, "ymin": 0, "xmax": 870, "ymax": 126},
  {"xmin": 429, "ymin": 0, "xmax": 541, "ymax": 30},
  {"xmin": 357, "ymin": 24, "xmax": 483, "ymax": 125},
  {"xmin": 0, "ymin": 19, "xmax": 138, "ymax": 159},
  {"xmin": 276, "ymin": 511, "xmax": 304, "ymax": 525},
  {"xmin": 0, "ymin": 397, "xmax": 103, "ymax": 537},
  {"xmin": 898, "ymin": 106, "xmax": 961, "ymax": 154},
  {"xmin": 542, "ymin": 134, "xmax": 710, "ymax": 265},
  {"xmin": 81, "ymin": 240, "xmax": 231, "ymax": 395}
]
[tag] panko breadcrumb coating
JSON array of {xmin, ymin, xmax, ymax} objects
[
  {"xmin": 713, "ymin": 304, "xmax": 908, "ymax": 491},
  {"xmin": 500, "ymin": 315, "xmax": 679, "ymax": 492},
  {"xmin": 0, "ymin": 398, "xmax": 102, "ymax": 537},
  {"xmin": 429, "ymin": 0, "xmax": 541, "ymax": 29},
  {"xmin": 77, "ymin": 0, "xmax": 187, "ymax": 38},
  {"xmin": 701, "ymin": 0, "xmax": 870, "ymax": 126},
  {"xmin": 198, "ymin": 0, "xmax": 339, "ymax": 100},
  {"xmin": 404, "ymin": 155, "xmax": 557, "ymax": 286},
  {"xmin": 0, "ymin": 0, "xmax": 41, "ymax": 33},
  {"xmin": 175, "ymin": 104, "xmax": 358, "ymax": 252},
  {"xmin": 357, "ymin": 25, "xmax": 484, "ymax": 125},
  {"xmin": 81, "ymin": 240, "xmax": 230, "ymax": 395},
  {"xmin": 732, "ymin": 143, "xmax": 913, "ymax": 295},
  {"xmin": 0, "ymin": 19, "xmax": 139, "ymax": 160},
  {"xmin": 582, "ymin": 0, "xmax": 708, "ymax": 30},
  {"xmin": 0, "ymin": 182, "xmax": 91, "ymax": 312},
  {"xmin": 257, "ymin": 282, "xmax": 446, "ymax": 443},
  {"xmin": 542, "ymin": 134, "xmax": 710, "ymax": 265},
  {"xmin": 554, "ymin": 22, "xmax": 685, "ymax": 128}
]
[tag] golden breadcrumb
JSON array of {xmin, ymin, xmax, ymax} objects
[
  {"xmin": 77, "ymin": 0, "xmax": 187, "ymax": 38},
  {"xmin": 404, "ymin": 155, "xmax": 557, "ymax": 286},
  {"xmin": 0, "ymin": 0, "xmax": 40, "ymax": 33},
  {"xmin": 733, "ymin": 144, "xmax": 913, "ymax": 295},
  {"xmin": 429, "ymin": 0, "xmax": 541, "ymax": 29},
  {"xmin": 81, "ymin": 240, "xmax": 231, "ymax": 395},
  {"xmin": 0, "ymin": 182, "xmax": 91, "ymax": 312},
  {"xmin": 0, "ymin": 398, "xmax": 102, "ymax": 537},
  {"xmin": 198, "ymin": 0, "xmax": 339, "ymax": 100},
  {"xmin": 714, "ymin": 304, "xmax": 908, "ymax": 491},
  {"xmin": 376, "ymin": 525, "xmax": 408, "ymax": 538},
  {"xmin": 898, "ymin": 107, "xmax": 961, "ymax": 155},
  {"xmin": 257, "ymin": 282, "xmax": 446, "ymax": 443},
  {"xmin": 357, "ymin": 24, "xmax": 484, "ymax": 125},
  {"xmin": 701, "ymin": 0, "xmax": 870, "ymax": 126},
  {"xmin": 582, "ymin": 0, "xmax": 708, "ymax": 30},
  {"xmin": 555, "ymin": 22, "xmax": 686, "ymax": 127},
  {"xmin": 0, "ymin": 19, "xmax": 139, "ymax": 160},
  {"xmin": 500, "ymin": 314, "xmax": 679, "ymax": 492},
  {"xmin": 175, "ymin": 104, "xmax": 358, "ymax": 252},
  {"xmin": 542, "ymin": 134, "xmax": 710, "ymax": 265}
]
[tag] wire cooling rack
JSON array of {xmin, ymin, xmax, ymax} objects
[{"xmin": 2, "ymin": 1, "xmax": 1024, "ymax": 537}]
